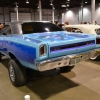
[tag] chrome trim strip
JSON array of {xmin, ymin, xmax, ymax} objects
[{"xmin": 50, "ymin": 40, "xmax": 95, "ymax": 53}]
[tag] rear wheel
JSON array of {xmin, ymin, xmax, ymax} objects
[
  {"xmin": 8, "ymin": 59, "xmax": 26, "ymax": 87},
  {"xmin": 60, "ymin": 65, "xmax": 75, "ymax": 73}
]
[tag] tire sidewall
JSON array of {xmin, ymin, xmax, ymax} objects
[
  {"xmin": 8, "ymin": 60, "xmax": 18, "ymax": 85},
  {"xmin": 8, "ymin": 59, "xmax": 26, "ymax": 86}
]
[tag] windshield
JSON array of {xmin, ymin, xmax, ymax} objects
[{"xmin": 22, "ymin": 22, "xmax": 64, "ymax": 34}]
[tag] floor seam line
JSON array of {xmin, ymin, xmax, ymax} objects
[{"xmin": 0, "ymin": 88, "xmax": 8, "ymax": 100}]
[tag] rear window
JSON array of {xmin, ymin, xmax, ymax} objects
[
  {"xmin": 95, "ymin": 28, "xmax": 100, "ymax": 35},
  {"xmin": 22, "ymin": 22, "xmax": 64, "ymax": 34}
]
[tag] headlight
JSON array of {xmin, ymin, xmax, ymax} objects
[{"xmin": 40, "ymin": 44, "xmax": 47, "ymax": 56}]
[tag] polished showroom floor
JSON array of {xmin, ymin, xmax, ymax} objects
[{"xmin": 0, "ymin": 57, "xmax": 100, "ymax": 100}]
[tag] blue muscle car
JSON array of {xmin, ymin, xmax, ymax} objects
[{"xmin": 0, "ymin": 21, "xmax": 98, "ymax": 86}]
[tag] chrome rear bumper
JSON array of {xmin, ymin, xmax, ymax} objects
[{"xmin": 36, "ymin": 50, "xmax": 96, "ymax": 71}]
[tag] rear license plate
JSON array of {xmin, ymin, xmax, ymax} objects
[
  {"xmin": 70, "ymin": 57, "xmax": 82, "ymax": 65},
  {"xmin": 70, "ymin": 53, "xmax": 90, "ymax": 65}
]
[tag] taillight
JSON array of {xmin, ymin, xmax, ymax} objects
[
  {"xmin": 96, "ymin": 38, "xmax": 100, "ymax": 44},
  {"xmin": 40, "ymin": 44, "xmax": 46, "ymax": 56}
]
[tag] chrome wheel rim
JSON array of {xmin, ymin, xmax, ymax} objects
[
  {"xmin": 9, "ymin": 65, "xmax": 15, "ymax": 82},
  {"xmin": 90, "ymin": 56, "xmax": 97, "ymax": 60}
]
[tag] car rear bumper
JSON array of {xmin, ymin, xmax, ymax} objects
[{"xmin": 36, "ymin": 50, "xmax": 97, "ymax": 71}]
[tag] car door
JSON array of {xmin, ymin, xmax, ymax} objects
[{"xmin": 0, "ymin": 25, "xmax": 12, "ymax": 55}]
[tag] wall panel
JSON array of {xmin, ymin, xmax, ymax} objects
[{"xmin": 10, "ymin": 13, "xmax": 31, "ymax": 22}]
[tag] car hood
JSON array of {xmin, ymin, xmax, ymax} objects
[{"xmin": 21, "ymin": 31, "xmax": 93, "ymax": 43}]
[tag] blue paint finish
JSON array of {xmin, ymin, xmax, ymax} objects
[
  {"xmin": 11, "ymin": 35, "xmax": 42, "ymax": 43},
  {"xmin": 0, "ymin": 30, "xmax": 97, "ymax": 70},
  {"xmin": 23, "ymin": 31, "xmax": 89, "ymax": 42},
  {"xmin": 24, "ymin": 37, "xmax": 41, "ymax": 43},
  {"xmin": 0, "ymin": 40, "xmax": 8, "ymax": 55},
  {"xmin": 7, "ymin": 41, "xmax": 36, "ymax": 64},
  {"xmin": 67, "ymin": 33, "xmax": 90, "ymax": 38},
  {"xmin": 20, "ymin": 60, "xmax": 38, "ymax": 70}
]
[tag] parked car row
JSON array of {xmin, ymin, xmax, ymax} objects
[{"xmin": 0, "ymin": 22, "xmax": 100, "ymax": 87}]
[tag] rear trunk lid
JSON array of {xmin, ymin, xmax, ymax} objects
[{"xmin": 24, "ymin": 31, "xmax": 96, "ymax": 58}]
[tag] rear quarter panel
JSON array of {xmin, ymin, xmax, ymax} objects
[{"xmin": 0, "ymin": 35, "xmax": 48, "ymax": 70}]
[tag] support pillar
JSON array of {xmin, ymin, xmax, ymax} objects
[
  {"xmin": 15, "ymin": 2, "xmax": 19, "ymax": 21},
  {"xmin": 39, "ymin": 0, "xmax": 42, "ymax": 21},
  {"xmin": 91, "ymin": 0, "xmax": 95, "ymax": 24},
  {"xmin": 82, "ymin": 0, "xmax": 84, "ymax": 23},
  {"xmin": 52, "ymin": 8, "xmax": 54, "ymax": 23}
]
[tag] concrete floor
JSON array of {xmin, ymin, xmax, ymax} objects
[{"xmin": 0, "ymin": 57, "xmax": 100, "ymax": 100}]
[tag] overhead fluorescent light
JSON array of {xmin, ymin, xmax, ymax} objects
[
  {"xmin": 67, "ymin": 0, "xmax": 70, "ymax": 1},
  {"xmin": 67, "ymin": 4, "xmax": 69, "ymax": 7},
  {"xmin": 26, "ymin": 0, "xmax": 29, "ymax": 3},
  {"xmin": 53, "ymin": 7, "xmax": 55, "ymax": 9},
  {"xmin": 37, "ymin": 6, "xmax": 39, "ymax": 8},
  {"xmin": 50, "ymin": 2, "xmax": 53, "ymax": 5},
  {"xmin": 66, "ymin": 8, "xmax": 68, "ymax": 10},
  {"xmin": 61, "ymin": 5, "xmax": 66, "ymax": 7}
]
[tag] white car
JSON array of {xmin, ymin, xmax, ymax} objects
[
  {"xmin": 64, "ymin": 24, "xmax": 100, "ymax": 60},
  {"xmin": 64, "ymin": 24, "xmax": 100, "ymax": 34}
]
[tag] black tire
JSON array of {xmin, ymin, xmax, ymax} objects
[
  {"xmin": 0, "ymin": 53, "xmax": 1, "ymax": 62},
  {"xmin": 8, "ymin": 59, "xmax": 26, "ymax": 87},
  {"xmin": 90, "ymin": 55, "xmax": 100, "ymax": 61},
  {"xmin": 60, "ymin": 65, "xmax": 75, "ymax": 73}
]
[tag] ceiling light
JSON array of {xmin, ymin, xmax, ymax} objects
[
  {"xmin": 50, "ymin": 2, "xmax": 53, "ymax": 5},
  {"xmin": 61, "ymin": 5, "xmax": 66, "ymax": 7},
  {"xmin": 67, "ymin": 0, "xmax": 70, "ymax": 1},
  {"xmin": 26, "ymin": 0, "xmax": 29, "ymax": 3},
  {"xmin": 53, "ymin": 7, "xmax": 55, "ymax": 9},
  {"xmin": 67, "ymin": 4, "xmax": 69, "ymax": 7},
  {"xmin": 37, "ymin": 6, "xmax": 39, "ymax": 8},
  {"xmin": 85, "ymin": 1, "xmax": 87, "ymax": 3},
  {"xmin": 66, "ymin": 8, "xmax": 68, "ymax": 10}
]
